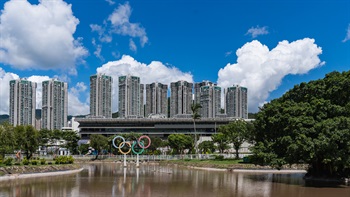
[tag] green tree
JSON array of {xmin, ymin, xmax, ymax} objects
[
  {"xmin": 252, "ymin": 71, "xmax": 350, "ymax": 178},
  {"xmin": 62, "ymin": 130, "xmax": 80, "ymax": 154},
  {"xmin": 168, "ymin": 134, "xmax": 192, "ymax": 154},
  {"xmin": 220, "ymin": 120, "xmax": 248, "ymax": 159},
  {"xmin": 15, "ymin": 125, "xmax": 39, "ymax": 159},
  {"xmin": 211, "ymin": 133, "xmax": 229, "ymax": 153},
  {"xmin": 191, "ymin": 103, "xmax": 202, "ymax": 154},
  {"xmin": 89, "ymin": 134, "xmax": 109, "ymax": 159},
  {"xmin": 0, "ymin": 122, "xmax": 16, "ymax": 158},
  {"xmin": 198, "ymin": 141, "xmax": 215, "ymax": 154}
]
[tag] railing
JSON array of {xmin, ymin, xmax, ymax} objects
[{"xmin": 5, "ymin": 153, "xmax": 252, "ymax": 161}]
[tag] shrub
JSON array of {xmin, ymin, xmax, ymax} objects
[
  {"xmin": 40, "ymin": 158, "xmax": 46, "ymax": 165},
  {"xmin": 47, "ymin": 161, "xmax": 53, "ymax": 165},
  {"xmin": 214, "ymin": 155, "xmax": 224, "ymax": 161},
  {"xmin": 0, "ymin": 155, "xmax": 3, "ymax": 164},
  {"xmin": 31, "ymin": 160, "xmax": 38, "ymax": 165},
  {"xmin": 22, "ymin": 158, "xmax": 30, "ymax": 165},
  {"xmin": 54, "ymin": 155, "xmax": 75, "ymax": 164},
  {"xmin": 14, "ymin": 162, "xmax": 21, "ymax": 166},
  {"xmin": 3, "ymin": 157, "xmax": 14, "ymax": 166}
]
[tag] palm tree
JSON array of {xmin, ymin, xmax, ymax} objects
[{"xmin": 191, "ymin": 103, "xmax": 202, "ymax": 155}]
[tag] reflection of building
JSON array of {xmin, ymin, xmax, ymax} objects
[
  {"xmin": 42, "ymin": 79, "xmax": 68, "ymax": 130},
  {"xmin": 170, "ymin": 80, "xmax": 193, "ymax": 117},
  {"xmin": 145, "ymin": 82, "xmax": 168, "ymax": 117},
  {"xmin": 90, "ymin": 74, "xmax": 112, "ymax": 118},
  {"xmin": 225, "ymin": 85, "xmax": 248, "ymax": 119},
  {"xmin": 119, "ymin": 75, "xmax": 144, "ymax": 118},
  {"xmin": 194, "ymin": 81, "xmax": 221, "ymax": 118},
  {"xmin": 9, "ymin": 79, "xmax": 37, "ymax": 126}
]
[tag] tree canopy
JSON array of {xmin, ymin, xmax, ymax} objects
[{"xmin": 252, "ymin": 71, "xmax": 350, "ymax": 178}]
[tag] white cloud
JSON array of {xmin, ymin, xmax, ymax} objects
[
  {"xmin": 108, "ymin": 2, "xmax": 148, "ymax": 46},
  {"xmin": 0, "ymin": 0, "xmax": 88, "ymax": 72},
  {"xmin": 92, "ymin": 38, "xmax": 104, "ymax": 61},
  {"xmin": 27, "ymin": 75, "xmax": 51, "ymax": 109},
  {"xmin": 129, "ymin": 39, "xmax": 137, "ymax": 52},
  {"xmin": 225, "ymin": 51, "xmax": 233, "ymax": 57},
  {"xmin": 68, "ymin": 82, "xmax": 89, "ymax": 115},
  {"xmin": 97, "ymin": 55, "xmax": 193, "ymax": 112},
  {"xmin": 217, "ymin": 38, "xmax": 324, "ymax": 112},
  {"xmin": 90, "ymin": 24, "xmax": 112, "ymax": 43},
  {"xmin": 0, "ymin": 67, "xmax": 19, "ymax": 114},
  {"xmin": 246, "ymin": 26, "xmax": 269, "ymax": 38},
  {"xmin": 342, "ymin": 24, "xmax": 350, "ymax": 42},
  {"xmin": 105, "ymin": 0, "xmax": 115, "ymax": 5}
]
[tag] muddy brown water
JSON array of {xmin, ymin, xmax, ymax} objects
[{"xmin": 0, "ymin": 163, "xmax": 349, "ymax": 197}]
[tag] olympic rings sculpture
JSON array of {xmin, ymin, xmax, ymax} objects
[{"xmin": 112, "ymin": 135, "xmax": 151, "ymax": 155}]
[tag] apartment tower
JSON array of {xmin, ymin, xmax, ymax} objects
[
  {"xmin": 42, "ymin": 79, "xmax": 68, "ymax": 130},
  {"xmin": 170, "ymin": 80, "xmax": 193, "ymax": 118},
  {"xmin": 145, "ymin": 82, "xmax": 168, "ymax": 117},
  {"xmin": 90, "ymin": 74, "xmax": 112, "ymax": 118},
  {"xmin": 9, "ymin": 79, "xmax": 37, "ymax": 126},
  {"xmin": 225, "ymin": 85, "xmax": 248, "ymax": 119},
  {"xmin": 199, "ymin": 84, "xmax": 221, "ymax": 118},
  {"xmin": 118, "ymin": 75, "xmax": 144, "ymax": 118}
]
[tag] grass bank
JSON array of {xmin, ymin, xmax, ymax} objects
[{"xmin": 160, "ymin": 159, "xmax": 307, "ymax": 171}]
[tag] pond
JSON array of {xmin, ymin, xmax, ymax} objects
[{"xmin": 0, "ymin": 163, "xmax": 349, "ymax": 197}]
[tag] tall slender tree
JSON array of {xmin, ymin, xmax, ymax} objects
[{"xmin": 191, "ymin": 103, "xmax": 202, "ymax": 154}]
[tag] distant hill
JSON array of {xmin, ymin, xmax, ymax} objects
[
  {"xmin": 0, "ymin": 114, "xmax": 9, "ymax": 123},
  {"xmin": 112, "ymin": 112, "xmax": 119, "ymax": 118},
  {"xmin": 35, "ymin": 109, "xmax": 41, "ymax": 119}
]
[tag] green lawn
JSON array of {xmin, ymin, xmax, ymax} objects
[{"xmin": 160, "ymin": 159, "xmax": 256, "ymax": 169}]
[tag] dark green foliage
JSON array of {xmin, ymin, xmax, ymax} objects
[
  {"xmin": 211, "ymin": 133, "xmax": 229, "ymax": 153},
  {"xmin": 22, "ymin": 158, "xmax": 29, "ymax": 165},
  {"xmin": 198, "ymin": 141, "xmax": 216, "ymax": 154},
  {"xmin": 252, "ymin": 71, "xmax": 350, "ymax": 178},
  {"xmin": 3, "ymin": 157, "xmax": 13, "ymax": 166},
  {"xmin": 214, "ymin": 155, "xmax": 224, "ymax": 161},
  {"xmin": 31, "ymin": 160, "xmax": 38, "ymax": 165},
  {"xmin": 40, "ymin": 158, "xmax": 46, "ymax": 165},
  {"xmin": 168, "ymin": 134, "xmax": 192, "ymax": 154}
]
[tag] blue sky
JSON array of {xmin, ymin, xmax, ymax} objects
[{"xmin": 0, "ymin": 0, "xmax": 349, "ymax": 115}]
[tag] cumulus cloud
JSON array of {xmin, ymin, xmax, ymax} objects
[
  {"xmin": 0, "ymin": 67, "xmax": 19, "ymax": 114},
  {"xmin": 342, "ymin": 24, "xmax": 350, "ymax": 42},
  {"xmin": 68, "ymin": 82, "xmax": 89, "ymax": 115},
  {"xmin": 217, "ymin": 38, "xmax": 324, "ymax": 112},
  {"xmin": 129, "ymin": 39, "xmax": 137, "ymax": 52},
  {"xmin": 0, "ymin": 0, "xmax": 88, "ymax": 71},
  {"xmin": 105, "ymin": 0, "xmax": 115, "ymax": 5},
  {"xmin": 96, "ymin": 55, "xmax": 193, "ymax": 112},
  {"xmin": 108, "ymin": 2, "xmax": 148, "ymax": 46},
  {"xmin": 245, "ymin": 26, "xmax": 269, "ymax": 38}
]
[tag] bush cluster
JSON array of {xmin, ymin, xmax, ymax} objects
[
  {"xmin": 54, "ymin": 155, "xmax": 74, "ymax": 164},
  {"xmin": 214, "ymin": 155, "xmax": 224, "ymax": 161},
  {"xmin": 3, "ymin": 157, "xmax": 14, "ymax": 166}
]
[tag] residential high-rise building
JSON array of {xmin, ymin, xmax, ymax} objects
[
  {"xmin": 145, "ymin": 82, "xmax": 168, "ymax": 117},
  {"xmin": 119, "ymin": 75, "xmax": 144, "ymax": 118},
  {"xmin": 225, "ymin": 85, "xmax": 248, "ymax": 119},
  {"xmin": 42, "ymin": 79, "xmax": 68, "ymax": 130},
  {"xmin": 170, "ymin": 80, "xmax": 193, "ymax": 118},
  {"xmin": 9, "ymin": 79, "xmax": 37, "ymax": 126},
  {"xmin": 194, "ymin": 81, "xmax": 214, "ymax": 104},
  {"xmin": 200, "ymin": 84, "xmax": 221, "ymax": 118},
  {"xmin": 90, "ymin": 74, "xmax": 112, "ymax": 118}
]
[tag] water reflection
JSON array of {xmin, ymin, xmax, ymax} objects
[{"xmin": 0, "ymin": 163, "xmax": 349, "ymax": 197}]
